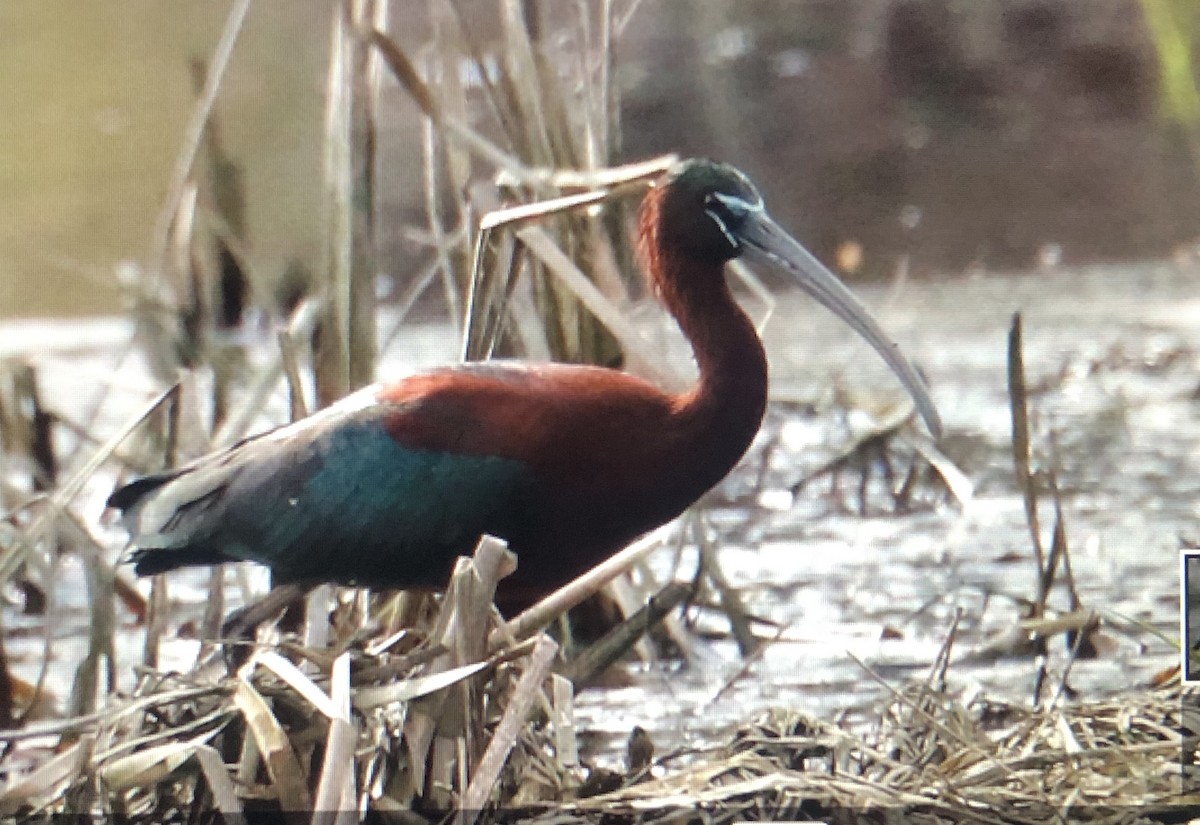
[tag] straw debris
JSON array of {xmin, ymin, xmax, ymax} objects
[
  {"xmin": 3, "ymin": 549, "xmax": 1192, "ymax": 823},
  {"xmin": 0, "ymin": 538, "xmax": 583, "ymax": 820},
  {"xmin": 525, "ymin": 680, "xmax": 1197, "ymax": 824}
]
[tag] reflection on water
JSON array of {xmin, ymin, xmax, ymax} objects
[{"xmin": 2, "ymin": 261, "xmax": 1196, "ymax": 763}]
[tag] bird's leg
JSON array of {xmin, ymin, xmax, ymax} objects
[
  {"xmin": 894, "ymin": 458, "xmax": 920, "ymax": 512},
  {"xmin": 219, "ymin": 582, "xmax": 311, "ymax": 670},
  {"xmin": 271, "ymin": 573, "xmax": 308, "ymax": 636},
  {"xmin": 857, "ymin": 452, "xmax": 871, "ymax": 517}
]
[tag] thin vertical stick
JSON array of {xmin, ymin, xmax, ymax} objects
[
  {"xmin": 347, "ymin": 0, "xmax": 384, "ymax": 390},
  {"xmin": 1007, "ymin": 313, "xmax": 1046, "ymax": 602},
  {"xmin": 148, "ymin": 0, "xmax": 251, "ymax": 276},
  {"xmin": 317, "ymin": 3, "xmax": 353, "ymax": 406}
]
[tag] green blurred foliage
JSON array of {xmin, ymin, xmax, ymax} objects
[{"xmin": 1142, "ymin": 0, "xmax": 1200, "ymax": 127}]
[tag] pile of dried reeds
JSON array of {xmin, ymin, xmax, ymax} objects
[
  {"xmin": 539, "ymin": 670, "xmax": 1196, "ymax": 824},
  {"xmin": 0, "ymin": 537, "xmax": 598, "ymax": 821},
  {"xmin": 7, "ymin": 528, "xmax": 1190, "ymax": 824}
]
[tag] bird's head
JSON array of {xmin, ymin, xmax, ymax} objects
[
  {"xmin": 647, "ymin": 158, "xmax": 765, "ymax": 263},
  {"xmin": 639, "ymin": 158, "xmax": 943, "ymax": 439}
]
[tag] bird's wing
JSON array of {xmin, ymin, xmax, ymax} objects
[
  {"xmin": 110, "ymin": 384, "xmax": 382, "ymax": 550},
  {"xmin": 375, "ymin": 362, "xmax": 677, "ymax": 484},
  {"xmin": 110, "ymin": 382, "xmax": 533, "ymax": 585},
  {"xmin": 110, "ymin": 363, "xmax": 679, "ymax": 585}
]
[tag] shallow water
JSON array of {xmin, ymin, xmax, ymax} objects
[
  {"xmin": 2, "ymin": 262, "xmax": 1195, "ymax": 766},
  {"xmin": 579, "ymin": 261, "xmax": 1197, "ymax": 763}
]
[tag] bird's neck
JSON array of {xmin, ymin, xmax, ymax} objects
[{"xmin": 660, "ymin": 255, "xmax": 768, "ymax": 483}]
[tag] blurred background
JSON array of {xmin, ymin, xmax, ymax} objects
[{"xmin": 5, "ymin": 0, "xmax": 1200, "ymax": 319}]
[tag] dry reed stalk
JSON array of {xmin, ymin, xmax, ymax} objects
[
  {"xmin": 550, "ymin": 674, "xmax": 578, "ymax": 769},
  {"xmin": 277, "ymin": 326, "xmax": 311, "ymax": 422},
  {"xmin": 312, "ymin": 652, "xmax": 357, "ymax": 819},
  {"xmin": 193, "ymin": 744, "xmax": 247, "ymax": 823},
  {"xmin": 232, "ymin": 674, "xmax": 312, "ymax": 810},
  {"xmin": 461, "ymin": 633, "xmax": 558, "ymax": 819},
  {"xmin": 1008, "ymin": 313, "xmax": 1046, "ymax": 597},
  {"xmin": 316, "ymin": 2, "xmax": 357, "ymax": 406},
  {"xmin": 490, "ymin": 522, "xmax": 679, "ymax": 649},
  {"xmin": 349, "ymin": 0, "xmax": 387, "ymax": 392},
  {"xmin": 559, "ymin": 582, "xmax": 690, "ymax": 688},
  {"xmin": 147, "ymin": 0, "xmax": 250, "ymax": 278},
  {"xmin": 372, "ymin": 4, "xmax": 668, "ymax": 367}
]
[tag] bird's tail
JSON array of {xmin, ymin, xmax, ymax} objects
[
  {"xmin": 126, "ymin": 546, "xmax": 233, "ymax": 576},
  {"xmin": 107, "ymin": 471, "xmax": 184, "ymax": 512}
]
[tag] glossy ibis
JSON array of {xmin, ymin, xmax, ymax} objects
[{"xmin": 108, "ymin": 159, "xmax": 942, "ymax": 613}]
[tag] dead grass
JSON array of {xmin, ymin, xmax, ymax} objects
[
  {"xmin": 2, "ymin": 579, "xmax": 1189, "ymax": 821},
  {"xmin": 555, "ymin": 679, "xmax": 1196, "ymax": 824}
]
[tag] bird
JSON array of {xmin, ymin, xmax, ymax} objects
[{"xmin": 108, "ymin": 158, "xmax": 942, "ymax": 615}]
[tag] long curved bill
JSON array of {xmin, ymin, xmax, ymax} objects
[{"xmin": 737, "ymin": 211, "xmax": 943, "ymax": 439}]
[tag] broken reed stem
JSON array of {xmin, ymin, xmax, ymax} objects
[
  {"xmin": 490, "ymin": 523, "xmax": 676, "ymax": 649},
  {"xmin": 371, "ymin": 7, "xmax": 676, "ymax": 367},
  {"xmin": 560, "ymin": 581, "xmax": 690, "ymax": 688},
  {"xmin": 1006, "ymin": 314, "xmax": 1094, "ymax": 670},
  {"xmin": 311, "ymin": 652, "xmax": 355, "ymax": 820},
  {"xmin": 460, "ymin": 634, "xmax": 559, "ymax": 819}
]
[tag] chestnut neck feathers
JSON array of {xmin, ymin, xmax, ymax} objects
[{"xmin": 637, "ymin": 181, "xmax": 768, "ymax": 481}]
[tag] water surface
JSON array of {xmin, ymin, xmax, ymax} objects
[{"xmin": 3, "ymin": 262, "xmax": 1194, "ymax": 766}]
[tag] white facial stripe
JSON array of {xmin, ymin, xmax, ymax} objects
[
  {"xmin": 712, "ymin": 190, "xmax": 764, "ymax": 214},
  {"xmin": 704, "ymin": 208, "xmax": 740, "ymax": 249}
]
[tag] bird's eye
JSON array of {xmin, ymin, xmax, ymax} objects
[
  {"xmin": 703, "ymin": 195, "xmax": 741, "ymax": 251},
  {"xmin": 706, "ymin": 192, "xmax": 751, "ymax": 221},
  {"xmin": 703, "ymin": 191, "xmax": 761, "ymax": 251}
]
